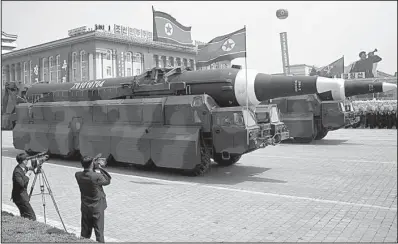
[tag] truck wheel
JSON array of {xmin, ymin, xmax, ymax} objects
[
  {"xmin": 185, "ymin": 146, "xmax": 211, "ymax": 176},
  {"xmin": 213, "ymin": 154, "xmax": 242, "ymax": 166},
  {"xmin": 294, "ymin": 137, "xmax": 313, "ymax": 143},
  {"xmin": 315, "ymin": 129, "xmax": 328, "ymax": 140}
]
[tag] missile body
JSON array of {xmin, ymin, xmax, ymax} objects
[{"xmin": 24, "ymin": 68, "xmax": 396, "ymax": 106}]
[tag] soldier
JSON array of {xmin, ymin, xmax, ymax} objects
[
  {"xmin": 359, "ymin": 110, "xmax": 367, "ymax": 128},
  {"xmin": 386, "ymin": 108, "xmax": 394, "ymax": 129},
  {"xmin": 11, "ymin": 152, "xmax": 37, "ymax": 221},
  {"xmin": 377, "ymin": 108, "xmax": 386, "ymax": 129},
  {"xmin": 75, "ymin": 156, "xmax": 112, "ymax": 243}
]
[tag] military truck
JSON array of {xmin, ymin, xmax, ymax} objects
[
  {"xmin": 1, "ymin": 81, "xmax": 29, "ymax": 130},
  {"xmin": 267, "ymin": 76, "xmax": 396, "ymax": 143},
  {"xmin": 268, "ymin": 95, "xmax": 355, "ymax": 142},
  {"xmin": 12, "ymin": 67, "xmax": 396, "ymax": 175}
]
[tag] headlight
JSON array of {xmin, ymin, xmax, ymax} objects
[{"xmin": 234, "ymin": 113, "xmax": 244, "ymax": 126}]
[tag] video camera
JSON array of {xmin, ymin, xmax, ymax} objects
[{"xmin": 25, "ymin": 151, "xmax": 50, "ymax": 172}]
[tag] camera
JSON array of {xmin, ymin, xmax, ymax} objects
[
  {"xmin": 26, "ymin": 152, "xmax": 50, "ymax": 172},
  {"xmin": 92, "ymin": 153, "xmax": 108, "ymax": 169}
]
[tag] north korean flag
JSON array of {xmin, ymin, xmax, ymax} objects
[
  {"xmin": 196, "ymin": 27, "xmax": 247, "ymax": 67},
  {"xmin": 152, "ymin": 6, "xmax": 193, "ymax": 46}
]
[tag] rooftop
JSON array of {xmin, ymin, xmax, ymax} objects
[
  {"xmin": 1, "ymin": 31, "xmax": 18, "ymax": 40},
  {"xmin": 2, "ymin": 29, "xmax": 198, "ymax": 59}
]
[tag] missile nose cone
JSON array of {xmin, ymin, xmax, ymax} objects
[
  {"xmin": 344, "ymin": 79, "xmax": 397, "ymax": 98},
  {"xmin": 382, "ymin": 83, "xmax": 397, "ymax": 93}
]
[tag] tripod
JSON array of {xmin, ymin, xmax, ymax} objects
[{"xmin": 28, "ymin": 165, "xmax": 67, "ymax": 232}]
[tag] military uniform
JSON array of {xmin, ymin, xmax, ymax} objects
[
  {"xmin": 75, "ymin": 166, "xmax": 111, "ymax": 243},
  {"xmin": 11, "ymin": 162, "xmax": 36, "ymax": 221}
]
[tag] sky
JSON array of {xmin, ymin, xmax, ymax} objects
[{"xmin": 2, "ymin": 1, "xmax": 397, "ymax": 75}]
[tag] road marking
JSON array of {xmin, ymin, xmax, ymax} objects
[
  {"xmin": 3, "ymin": 156, "xmax": 396, "ymax": 212},
  {"xmin": 1, "ymin": 203, "xmax": 121, "ymax": 242},
  {"xmin": 245, "ymin": 154, "xmax": 398, "ymax": 164}
]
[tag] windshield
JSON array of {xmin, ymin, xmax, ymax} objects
[
  {"xmin": 242, "ymin": 109, "xmax": 257, "ymax": 127},
  {"xmin": 339, "ymin": 102, "xmax": 345, "ymax": 112},
  {"xmin": 270, "ymin": 107, "xmax": 280, "ymax": 123}
]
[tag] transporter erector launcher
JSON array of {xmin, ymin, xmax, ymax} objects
[{"xmin": 25, "ymin": 67, "xmax": 396, "ymax": 106}]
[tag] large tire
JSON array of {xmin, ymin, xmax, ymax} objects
[
  {"xmin": 213, "ymin": 154, "xmax": 241, "ymax": 167},
  {"xmin": 185, "ymin": 147, "xmax": 211, "ymax": 176},
  {"xmin": 294, "ymin": 137, "xmax": 314, "ymax": 143},
  {"xmin": 315, "ymin": 128, "xmax": 328, "ymax": 140}
]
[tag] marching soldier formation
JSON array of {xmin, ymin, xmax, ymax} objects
[{"xmin": 350, "ymin": 100, "xmax": 397, "ymax": 129}]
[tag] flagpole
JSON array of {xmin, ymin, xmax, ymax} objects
[{"xmin": 244, "ymin": 25, "xmax": 250, "ymax": 145}]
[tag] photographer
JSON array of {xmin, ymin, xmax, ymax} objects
[
  {"xmin": 11, "ymin": 152, "xmax": 36, "ymax": 221},
  {"xmin": 75, "ymin": 156, "xmax": 112, "ymax": 243}
]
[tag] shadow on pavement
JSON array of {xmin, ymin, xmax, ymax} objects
[
  {"xmin": 282, "ymin": 138, "xmax": 362, "ymax": 146},
  {"xmin": 2, "ymin": 147, "xmax": 287, "ymax": 186}
]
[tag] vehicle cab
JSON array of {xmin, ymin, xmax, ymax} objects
[
  {"xmin": 211, "ymin": 106, "xmax": 272, "ymax": 160},
  {"xmin": 255, "ymin": 104, "xmax": 290, "ymax": 142}
]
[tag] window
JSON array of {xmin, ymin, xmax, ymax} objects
[
  {"xmin": 42, "ymin": 58, "xmax": 48, "ymax": 82},
  {"xmin": 133, "ymin": 53, "xmax": 144, "ymax": 76},
  {"xmin": 189, "ymin": 59, "xmax": 195, "ymax": 70},
  {"xmin": 29, "ymin": 61, "xmax": 32, "ymax": 84},
  {"xmin": 2, "ymin": 66, "xmax": 6, "ymax": 86},
  {"xmin": 16, "ymin": 63, "xmax": 21, "ymax": 81},
  {"xmin": 125, "ymin": 52, "xmax": 133, "ymax": 76},
  {"xmin": 106, "ymin": 66, "xmax": 112, "ymax": 76},
  {"xmin": 23, "ymin": 62, "xmax": 28, "ymax": 84},
  {"xmin": 72, "ymin": 52, "xmax": 77, "ymax": 82},
  {"xmin": 106, "ymin": 50, "xmax": 112, "ymax": 60},
  {"xmin": 127, "ymin": 68, "xmax": 132, "ymax": 76},
  {"xmin": 183, "ymin": 58, "xmax": 188, "ymax": 68},
  {"xmin": 80, "ymin": 50, "xmax": 87, "ymax": 81},
  {"xmin": 10, "ymin": 64, "xmax": 15, "ymax": 81},
  {"xmin": 169, "ymin": 57, "xmax": 175, "ymax": 67},
  {"xmin": 176, "ymin": 57, "xmax": 181, "ymax": 67},
  {"xmin": 126, "ymin": 52, "xmax": 132, "ymax": 63},
  {"xmin": 153, "ymin": 55, "xmax": 159, "ymax": 68},
  {"xmin": 49, "ymin": 56, "xmax": 56, "ymax": 83},
  {"xmin": 56, "ymin": 55, "xmax": 61, "ymax": 83},
  {"xmin": 161, "ymin": 56, "xmax": 167, "ymax": 68}
]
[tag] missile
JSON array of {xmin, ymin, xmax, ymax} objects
[
  {"xmin": 24, "ymin": 67, "xmax": 396, "ymax": 107},
  {"xmin": 168, "ymin": 69, "xmax": 397, "ymax": 106}
]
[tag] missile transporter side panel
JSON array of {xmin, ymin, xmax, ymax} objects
[{"xmin": 13, "ymin": 94, "xmax": 274, "ymax": 175}]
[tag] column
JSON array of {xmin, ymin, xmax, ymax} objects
[
  {"xmin": 95, "ymin": 53, "xmax": 102, "ymax": 79},
  {"xmin": 88, "ymin": 53, "xmax": 94, "ymax": 81},
  {"xmin": 165, "ymin": 56, "xmax": 170, "ymax": 68}
]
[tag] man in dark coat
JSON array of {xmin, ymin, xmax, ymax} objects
[
  {"xmin": 351, "ymin": 51, "xmax": 382, "ymax": 78},
  {"xmin": 11, "ymin": 152, "xmax": 36, "ymax": 221},
  {"xmin": 75, "ymin": 156, "xmax": 111, "ymax": 243}
]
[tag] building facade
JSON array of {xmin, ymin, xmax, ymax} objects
[
  {"xmin": 272, "ymin": 64, "xmax": 314, "ymax": 76},
  {"xmin": 2, "ymin": 31, "xmax": 18, "ymax": 54},
  {"xmin": 1, "ymin": 25, "xmax": 198, "ymax": 88}
]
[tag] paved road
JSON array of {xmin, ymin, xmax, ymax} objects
[{"xmin": 2, "ymin": 129, "xmax": 397, "ymax": 242}]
